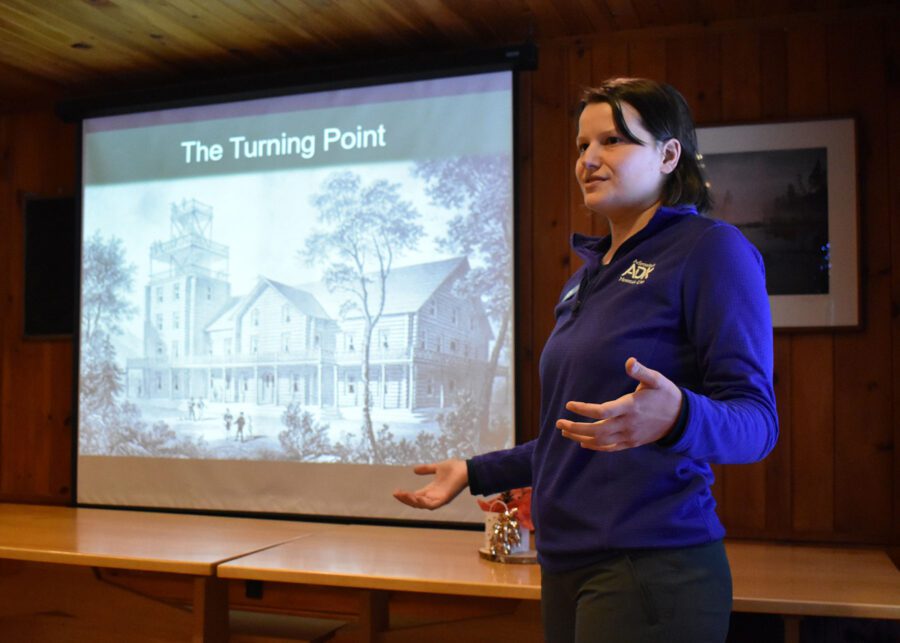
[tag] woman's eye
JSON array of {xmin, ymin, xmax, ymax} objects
[
  {"xmin": 577, "ymin": 143, "xmax": 589, "ymax": 153},
  {"xmin": 605, "ymin": 136, "xmax": 622, "ymax": 145}
]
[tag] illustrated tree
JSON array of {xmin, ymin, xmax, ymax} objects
[
  {"xmin": 302, "ymin": 171, "xmax": 423, "ymax": 464},
  {"xmin": 81, "ymin": 232, "xmax": 137, "ymax": 349},
  {"xmin": 79, "ymin": 232, "xmax": 137, "ymax": 453},
  {"xmin": 412, "ymin": 155, "xmax": 512, "ymax": 448},
  {"xmin": 279, "ymin": 403, "xmax": 332, "ymax": 460}
]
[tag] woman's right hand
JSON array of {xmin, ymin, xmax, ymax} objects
[{"xmin": 392, "ymin": 459, "xmax": 468, "ymax": 510}]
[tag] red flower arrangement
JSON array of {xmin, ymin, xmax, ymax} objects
[{"xmin": 477, "ymin": 487, "xmax": 533, "ymax": 531}]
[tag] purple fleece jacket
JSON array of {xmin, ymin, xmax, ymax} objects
[{"xmin": 468, "ymin": 206, "xmax": 778, "ymax": 573}]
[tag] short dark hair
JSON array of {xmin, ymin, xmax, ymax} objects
[{"xmin": 580, "ymin": 78, "xmax": 711, "ymax": 214}]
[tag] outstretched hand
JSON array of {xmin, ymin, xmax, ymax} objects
[
  {"xmin": 556, "ymin": 357, "xmax": 683, "ymax": 452},
  {"xmin": 393, "ymin": 459, "xmax": 468, "ymax": 510}
]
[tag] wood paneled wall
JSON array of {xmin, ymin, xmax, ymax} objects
[
  {"xmin": 517, "ymin": 12, "xmax": 899, "ymax": 547},
  {"xmin": 0, "ymin": 109, "xmax": 76, "ymax": 504},
  {"xmin": 0, "ymin": 11, "xmax": 897, "ymax": 547}
]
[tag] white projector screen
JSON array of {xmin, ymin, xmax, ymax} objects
[{"xmin": 77, "ymin": 70, "xmax": 516, "ymax": 524}]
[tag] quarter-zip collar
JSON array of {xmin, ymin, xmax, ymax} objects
[{"xmin": 571, "ymin": 205, "xmax": 699, "ymax": 268}]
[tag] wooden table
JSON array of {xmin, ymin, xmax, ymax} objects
[
  {"xmin": 219, "ymin": 524, "xmax": 540, "ymax": 600},
  {"xmin": 218, "ymin": 524, "xmax": 540, "ymax": 642},
  {"xmin": 2, "ymin": 504, "xmax": 897, "ymax": 642},
  {"xmin": 0, "ymin": 503, "xmax": 325, "ymax": 642},
  {"xmin": 219, "ymin": 524, "xmax": 900, "ymax": 643},
  {"xmin": 728, "ymin": 540, "xmax": 900, "ymax": 641}
]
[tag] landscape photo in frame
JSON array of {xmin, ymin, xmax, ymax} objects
[{"xmin": 697, "ymin": 118, "xmax": 859, "ymax": 329}]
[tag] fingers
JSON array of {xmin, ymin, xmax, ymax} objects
[
  {"xmin": 557, "ymin": 360, "xmax": 677, "ymax": 452},
  {"xmin": 412, "ymin": 463, "xmax": 437, "ymax": 475},
  {"xmin": 625, "ymin": 357, "xmax": 663, "ymax": 389},
  {"xmin": 392, "ymin": 489, "xmax": 440, "ymax": 510},
  {"xmin": 565, "ymin": 360, "xmax": 669, "ymax": 422},
  {"xmin": 556, "ymin": 418, "xmax": 626, "ymax": 450},
  {"xmin": 392, "ymin": 490, "xmax": 417, "ymax": 507},
  {"xmin": 559, "ymin": 429, "xmax": 622, "ymax": 451},
  {"xmin": 566, "ymin": 397, "xmax": 633, "ymax": 420},
  {"xmin": 556, "ymin": 418, "xmax": 618, "ymax": 436}
]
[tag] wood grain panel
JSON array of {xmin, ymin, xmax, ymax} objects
[
  {"xmin": 0, "ymin": 109, "xmax": 76, "ymax": 503},
  {"xmin": 790, "ymin": 335, "xmax": 834, "ymax": 533},
  {"xmin": 0, "ymin": 0, "xmax": 214, "ymax": 76},
  {"xmin": 768, "ymin": 335, "xmax": 793, "ymax": 535},
  {"xmin": 515, "ymin": 72, "xmax": 537, "ymax": 445},
  {"xmin": 0, "ymin": 0, "xmax": 897, "ymax": 106},
  {"xmin": 783, "ymin": 22, "xmax": 835, "ymax": 536},
  {"xmin": 758, "ymin": 26, "xmax": 792, "ymax": 537},
  {"xmin": 718, "ymin": 29, "xmax": 767, "ymax": 533},
  {"xmin": 604, "ymin": 0, "xmax": 641, "ymax": 30},
  {"xmin": 785, "ymin": 23, "xmax": 829, "ymax": 117},
  {"xmin": 700, "ymin": 0, "xmax": 738, "ymax": 21},
  {"xmin": 527, "ymin": 44, "xmax": 571, "ymax": 441},
  {"xmin": 0, "ymin": 116, "xmax": 10, "ymax": 489},
  {"xmin": 759, "ymin": 29, "xmax": 788, "ymax": 120},
  {"xmin": 655, "ymin": 0, "xmax": 702, "ymax": 26},
  {"xmin": 630, "ymin": 0, "xmax": 667, "ymax": 29},
  {"xmin": 0, "ymin": 62, "xmax": 63, "ymax": 112},
  {"xmin": 237, "ymin": 1, "xmax": 348, "ymax": 53},
  {"xmin": 665, "ymin": 35, "xmax": 722, "ymax": 124},
  {"xmin": 567, "ymin": 43, "xmax": 594, "ymax": 273},
  {"xmin": 721, "ymin": 31, "xmax": 761, "ymax": 121},
  {"xmin": 627, "ymin": 37, "xmax": 666, "ymax": 82},
  {"xmin": 587, "ymin": 38, "xmax": 631, "ymax": 83},
  {"xmin": 827, "ymin": 20, "xmax": 893, "ymax": 538},
  {"xmin": 889, "ymin": 13, "xmax": 900, "ymax": 547},
  {"xmin": 527, "ymin": 0, "xmax": 583, "ymax": 39},
  {"xmin": 435, "ymin": 0, "xmax": 527, "ymax": 43},
  {"xmin": 571, "ymin": 0, "xmax": 615, "ymax": 33}
]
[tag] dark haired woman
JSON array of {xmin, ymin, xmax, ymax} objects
[{"xmin": 395, "ymin": 78, "xmax": 778, "ymax": 643}]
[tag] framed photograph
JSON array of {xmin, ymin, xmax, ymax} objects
[{"xmin": 696, "ymin": 118, "xmax": 859, "ymax": 329}]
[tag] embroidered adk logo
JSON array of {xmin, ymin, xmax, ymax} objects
[{"xmin": 619, "ymin": 260, "xmax": 656, "ymax": 285}]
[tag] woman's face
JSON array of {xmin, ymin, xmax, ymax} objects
[{"xmin": 575, "ymin": 101, "xmax": 672, "ymax": 218}]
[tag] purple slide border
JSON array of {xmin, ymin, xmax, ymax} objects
[{"xmin": 85, "ymin": 71, "xmax": 511, "ymax": 134}]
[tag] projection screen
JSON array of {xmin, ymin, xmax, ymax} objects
[{"xmin": 77, "ymin": 70, "xmax": 516, "ymax": 524}]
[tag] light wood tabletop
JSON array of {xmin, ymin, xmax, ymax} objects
[
  {"xmin": 218, "ymin": 523, "xmax": 543, "ymax": 599},
  {"xmin": 219, "ymin": 523, "xmax": 900, "ymax": 619},
  {"xmin": 0, "ymin": 503, "xmax": 328, "ymax": 575},
  {"xmin": 727, "ymin": 540, "xmax": 900, "ymax": 619},
  {"xmin": 2, "ymin": 503, "xmax": 897, "ymax": 621}
]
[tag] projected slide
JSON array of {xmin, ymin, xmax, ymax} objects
[{"xmin": 77, "ymin": 72, "xmax": 515, "ymax": 522}]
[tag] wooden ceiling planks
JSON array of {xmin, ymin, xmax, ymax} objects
[
  {"xmin": 239, "ymin": 0, "xmax": 344, "ymax": 55},
  {"xmin": 603, "ymin": 0, "xmax": 642, "ymax": 30},
  {"xmin": 399, "ymin": 0, "xmax": 481, "ymax": 43},
  {"xmin": 0, "ymin": 2, "xmax": 116, "ymax": 82},
  {"xmin": 0, "ymin": 0, "xmax": 897, "ymax": 107},
  {"xmin": 33, "ymin": 0, "xmax": 210, "ymax": 72},
  {"xmin": 572, "ymin": 0, "xmax": 615, "ymax": 33}
]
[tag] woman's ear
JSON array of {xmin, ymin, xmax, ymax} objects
[{"xmin": 660, "ymin": 138, "xmax": 682, "ymax": 175}]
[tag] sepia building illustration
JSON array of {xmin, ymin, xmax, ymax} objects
[{"xmin": 125, "ymin": 199, "xmax": 494, "ymax": 415}]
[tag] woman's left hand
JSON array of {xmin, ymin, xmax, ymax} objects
[{"xmin": 556, "ymin": 357, "xmax": 683, "ymax": 451}]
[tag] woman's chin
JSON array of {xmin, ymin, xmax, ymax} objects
[{"xmin": 582, "ymin": 196, "xmax": 617, "ymax": 215}]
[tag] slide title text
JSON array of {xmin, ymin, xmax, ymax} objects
[{"xmin": 180, "ymin": 124, "xmax": 387, "ymax": 164}]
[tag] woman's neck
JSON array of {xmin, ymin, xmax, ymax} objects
[{"xmin": 601, "ymin": 201, "xmax": 661, "ymax": 265}]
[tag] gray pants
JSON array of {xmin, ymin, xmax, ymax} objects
[{"xmin": 541, "ymin": 540, "xmax": 732, "ymax": 643}]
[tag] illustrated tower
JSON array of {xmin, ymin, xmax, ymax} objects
[{"xmin": 143, "ymin": 199, "xmax": 231, "ymax": 395}]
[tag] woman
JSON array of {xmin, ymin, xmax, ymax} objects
[{"xmin": 394, "ymin": 78, "xmax": 778, "ymax": 643}]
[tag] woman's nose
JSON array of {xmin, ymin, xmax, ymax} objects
[{"xmin": 581, "ymin": 142, "xmax": 601, "ymax": 167}]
